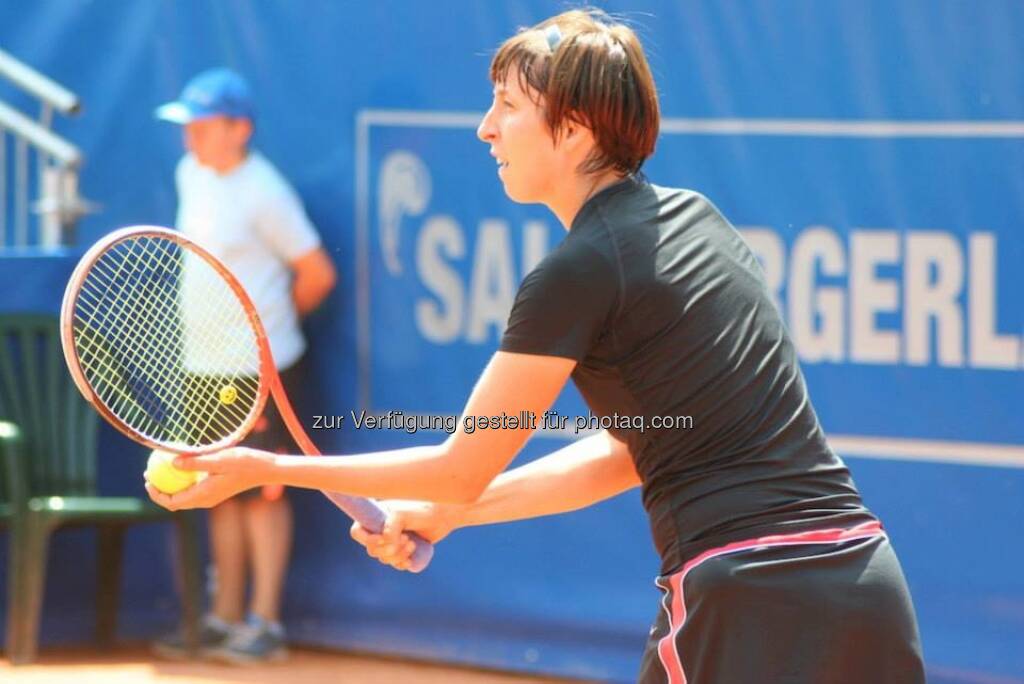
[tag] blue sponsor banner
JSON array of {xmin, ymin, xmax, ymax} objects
[{"xmin": 360, "ymin": 115, "xmax": 1024, "ymax": 448}]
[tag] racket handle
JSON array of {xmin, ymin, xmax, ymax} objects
[{"xmin": 321, "ymin": 491, "xmax": 434, "ymax": 572}]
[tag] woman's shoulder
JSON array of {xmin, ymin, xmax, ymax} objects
[
  {"xmin": 583, "ymin": 178, "xmax": 723, "ymax": 238},
  {"xmin": 646, "ymin": 181, "xmax": 715, "ymax": 210},
  {"xmin": 534, "ymin": 227, "xmax": 618, "ymax": 283}
]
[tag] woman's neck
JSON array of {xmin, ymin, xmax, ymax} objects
[{"xmin": 549, "ymin": 168, "xmax": 626, "ymax": 230}]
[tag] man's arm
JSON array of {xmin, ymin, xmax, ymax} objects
[{"xmin": 291, "ymin": 246, "xmax": 337, "ymax": 315}]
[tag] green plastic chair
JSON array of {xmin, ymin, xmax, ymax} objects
[{"xmin": 0, "ymin": 313, "xmax": 202, "ymax": 664}]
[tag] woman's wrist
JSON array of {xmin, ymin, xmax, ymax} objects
[
  {"xmin": 262, "ymin": 450, "xmax": 288, "ymax": 485},
  {"xmin": 444, "ymin": 500, "xmax": 478, "ymax": 529}
]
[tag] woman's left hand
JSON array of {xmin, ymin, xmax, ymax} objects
[{"xmin": 145, "ymin": 446, "xmax": 275, "ymax": 510}]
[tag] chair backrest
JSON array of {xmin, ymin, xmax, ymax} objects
[
  {"xmin": 0, "ymin": 313, "xmax": 99, "ymax": 496},
  {"xmin": 0, "ymin": 420, "xmax": 27, "ymax": 515}
]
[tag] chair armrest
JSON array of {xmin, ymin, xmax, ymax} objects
[{"xmin": 0, "ymin": 421, "xmax": 27, "ymax": 512}]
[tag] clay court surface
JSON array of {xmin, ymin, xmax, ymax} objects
[{"xmin": 0, "ymin": 645, "xmax": 586, "ymax": 683}]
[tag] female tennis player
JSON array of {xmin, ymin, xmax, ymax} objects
[{"xmin": 148, "ymin": 10, "xmax": 926, "ymax": 682}]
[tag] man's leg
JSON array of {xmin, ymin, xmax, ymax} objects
[
  {"xmin": 244, "ymin": 494, "xmax": 293, "ymax": 622},
  {"xmin": 209, "ymin": 498, "xmax": 248, "ymax": 623}
]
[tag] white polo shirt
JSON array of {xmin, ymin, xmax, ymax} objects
[{"xmin": 176, "ymin": 151, "xmax": 319, "ymax": 372}]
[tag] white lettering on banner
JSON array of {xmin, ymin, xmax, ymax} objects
[
  {"xmin": 740, "ymin": 227, "xmax": 1020, "ymax": 370},
  {"xmin": 415, "ymin": 215, "xmax": 464, "ymax": 343},
  {"xmin": 905, "ymin": 232, "xmax": 963, "ymax": 366},
  {"xmin": 522, "ymin": 220, "xmax": 549, "ymax": 275},
  {"xmin": 969, "ymin": 232, "xmax": 1019, "ymax": 369},
  {"xmin": 413, "ymin": 215, "xmax": 549, "ymax": 344},
  {"xmin": 850, "ymin": 231, "xmax": 902, "ymax": 364},
  {"xmin": 412, "ymin": 222, "xmax": 1018, "ymax": 369},
  {"xmin": 788, "ymin": 226, "xmax": 845, "ymax": 362},
  {"xmin": 466, "ymin": 220, "xmax": 516, "ymax": 342},
  {"xmin": 376, "ymin": 139, "xmax": 1016, "ymax": 370}
]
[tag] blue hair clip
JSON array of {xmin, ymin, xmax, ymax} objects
[{"xmin": 545, "ymin": 24, "xmax": 562, "ymax": 52}]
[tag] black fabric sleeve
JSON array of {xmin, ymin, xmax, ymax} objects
[{"xmin": 499, "ymin": 239, "xmax": 619, "ymax": 361}]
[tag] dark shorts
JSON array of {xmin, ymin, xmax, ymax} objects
[
  {"xmin": 235, "ymin": 358, "xmax": 307, "ymax": 501},
  {"xmin": 638, "ymin": 522, "xmax": 925, "ymax": 684}
]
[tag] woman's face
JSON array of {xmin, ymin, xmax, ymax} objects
[{"xmin": 477, "ymin": 76, "xmax": 562, "ymax": 204}]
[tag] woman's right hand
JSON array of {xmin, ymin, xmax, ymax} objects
[{"xmin": 350, "ymin": 500, "xmax": 461, "ymax": 571}]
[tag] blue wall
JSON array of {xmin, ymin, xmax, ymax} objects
[{"xmin": 1, "ymin": 2, "xmax": 1022, "ymax": 682}]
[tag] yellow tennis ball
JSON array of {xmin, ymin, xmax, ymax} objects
[
  {"xmin": 219, "ymin": 385, "xmax": 238, "ymax": 405},
  {"xmin": 145, "ymin": 449, "xmax": 203, "ymax": 494}
]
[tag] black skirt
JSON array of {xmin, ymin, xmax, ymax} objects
[{"xmin": 637, "ymin": 522, "xmax": 925, "ymax": 684}]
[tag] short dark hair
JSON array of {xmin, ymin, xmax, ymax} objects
[{"xmin": 490, "ymin": 9, "xmax": 660, "ymax": 175}]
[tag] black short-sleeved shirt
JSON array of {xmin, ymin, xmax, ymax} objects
[{"xmin": 500, "ymin": 176, "xmax": 876, "ymax": 574}]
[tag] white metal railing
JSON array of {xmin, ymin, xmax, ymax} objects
[{"xmin": 0, "ymin": 48, "xmax": 92, "ymax": 249}]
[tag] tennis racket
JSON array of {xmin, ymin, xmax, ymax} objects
[{"xmin": 60, "ymin": 225, "xmax": 433, "ymax": 572}]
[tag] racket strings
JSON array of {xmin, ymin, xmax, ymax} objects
[
  {"xmin": 79, "ymin": 242, "xmax": 203, "ymax": 438},
  {"xmin": 89, "ymin": 236, "xmax": 261, "ymax": 444},
  {"xmin": 75, "ymin": 240, "xmax": 202, "ymax": 442},
  {"xmin": 83, "ymin": 245, "xmax": 251, "ymax": 436},
  {"xmin": 74, "ymin": 245, "xmax": 192, "ymax": 436},
  {"xmin": 71, "ymin": 234, "xmax": 262, "ymax": 448},
  {"xmin": 77, "ymin": 261, "xmax": 190, "ymax": 410},
  {"xmin": 136, "ymin": 237, "xmax": 262, "ymax": 442}
]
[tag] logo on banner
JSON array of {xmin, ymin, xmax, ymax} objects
[
  {"xmin": 374, "ymin": 149, "xmax": 551, "ymax": 346},
  {"xmin": 377, "ymin": 151, "xmax": 431, "ymax": 276}
]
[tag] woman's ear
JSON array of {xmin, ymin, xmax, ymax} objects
[{"xmin": 558, "ymin": 114, "xmax": 595, "ymax": 155}]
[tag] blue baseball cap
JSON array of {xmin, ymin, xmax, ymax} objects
[{"xmin": 155, "ymin": 68, "xmax": 255, "ymax": 124}]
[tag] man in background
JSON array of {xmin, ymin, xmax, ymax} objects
[{"xmin": 152, "ymin": 67, "xmax": 336, "ymax": 664}]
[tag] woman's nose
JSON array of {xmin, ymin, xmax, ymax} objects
[{"xmin": 477, "ymin": 107, "xmax": 497, "ymax": 143}]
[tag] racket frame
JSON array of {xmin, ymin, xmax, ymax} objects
[{"xmin": 60, "ymin": 225, "xmax": 274, "ymax": 454}]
